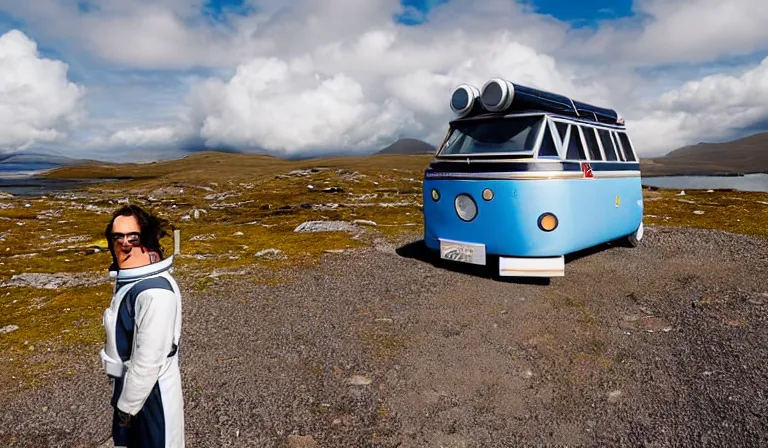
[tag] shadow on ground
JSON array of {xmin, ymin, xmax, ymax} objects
[{"xmin": 395, "ymin": 238, "xmax": 623, "ymax": 285}]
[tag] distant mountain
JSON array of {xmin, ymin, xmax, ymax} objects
[
  {"xmin": 0, "ymin": 151, "xmax": 97, "ymax": 166},
  {"xmin": 0, "ymin": 151, "xmax": 103, "ymax": 176},
  {"xmin": 376, "ymin": 138, "xmax": 436, "ymax": 155},
  {"xmin": 640, "ymin": 131, "xmax": 768, "ymax": 176}
]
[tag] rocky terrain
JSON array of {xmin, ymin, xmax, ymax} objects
[{"xmin": 0, "ymin": 153, "xmax": 766, "ymax": 447}]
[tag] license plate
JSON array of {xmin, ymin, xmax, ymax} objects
[{"xmin": 439, "ymin": 239, "xmax": 486, "ymax": 265}]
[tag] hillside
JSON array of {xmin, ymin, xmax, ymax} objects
[
  {"xmin": 0, "ymin": 151, "xmax": 100, "ymax": 166},
  {"xmin": 641, "ymin": 131, "xmax": 768, "ymax": 176},
  {"xmin": 377, "ymin": 138, "xmax": 436, "ymax": 155}
]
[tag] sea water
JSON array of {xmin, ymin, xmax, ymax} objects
[
  {"xmin": 0, "ymin": 162, "xmax": 118, "ymax": 197},
  {"xmin": 641, "ymin": 173, "xmax": 768, "ymax": 193}
]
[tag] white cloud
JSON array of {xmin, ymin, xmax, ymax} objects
[
  {"xmin": 566, "ymin": 0, "xmax": 768, "ymax": 67},
  {"xmin": 0, "ymin": 29, "xmax": 85, "ymax": 152},
  {"xmin": 1, "ymin": 0, "xmax": 767, "ymax": 159},
  {"xmin": 190, "ymin": 56, "xmax": 422, "ymax": 155},
  {"xmin": 628, "ymin": 56, "xmax": 768, "ymax": 155},
  {"xmin": 97, "ymin": 125, "xmax": 186, "ymax": 147}
]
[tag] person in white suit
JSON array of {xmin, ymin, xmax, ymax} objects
[{"xmin": 99, "ymin": 204, "xmax": 185, "ymax": 447}]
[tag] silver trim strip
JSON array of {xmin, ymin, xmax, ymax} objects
[{"xmin": 425, "ymin": 170, "xmax": 641, "ymax": 180}]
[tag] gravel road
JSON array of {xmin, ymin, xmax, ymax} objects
[{"xmin": 2, "ymin": 225, "xmax": 767, "ymax": 447}]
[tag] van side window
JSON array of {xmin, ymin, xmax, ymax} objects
[
  {"xmin": 538, "ymin": 124, "xmax": 559, "ymax": 158},
  {"xmin": 566, "ymin": 126, "xmax": 586, "ymax": 160},
  {"xmin": 617, "ymin": 132, "xmax": 637, "ymax": 161},
  {"xmin": 581, "ymin": 126, "xmax": 602, "ymax": 160},
  {"xmin": 610, "ymin": 131, "xmax": 625, "ymax": 161},
  {"xmin": 554, "ymin": 121, "xmax": 568, "ymax": 144},
  {"xmin": 597, "ymin": 129, "xmax": 617, "ymax": 161}
]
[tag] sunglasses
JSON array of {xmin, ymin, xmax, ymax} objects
[{"xmin": 111, "ymin": 232, "xmax": 141, "ymax": 245}]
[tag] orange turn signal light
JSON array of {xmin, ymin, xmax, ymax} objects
[{"xmin": 538, "ymin": 213, "xmax": 558, "ymax": 232}]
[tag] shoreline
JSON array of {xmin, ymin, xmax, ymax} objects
[
  {"xmin": 0, "ymin": 174, "xmax": 121, "ymax": 197},
  {"xmin": 640, "ymin": 171, "xmax": 768, "ymax": 178}
]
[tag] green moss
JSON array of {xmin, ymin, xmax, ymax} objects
[
  {"xmin": 4, "ymin": 153, "xmax": 767, "ymax": 391},
  {"xmin": 546, "ymin": 291, "xmax": 598, "ymax": 326},
  {"xmin": 642, "ymin": 188, "xmax": 768, "ymax": 239},
  {"xmin": 363, "ymin": 326, "xmax": 406, "ymax": 361},
  {"xmin": 0, "ymin": 284, "xmax": 110, "ymax": 353}
]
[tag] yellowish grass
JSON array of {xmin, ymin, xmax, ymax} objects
[
  {"xmin": 1, "ymin": 152, "xmax": 765, "ymax": 387},
  {"xmin": 642, "ymin": 188, "xmax": 768, "ymax": 239}
]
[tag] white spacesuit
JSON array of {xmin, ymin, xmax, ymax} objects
[{"xmin": 99, "ymin": 256, "xmax": 184, "ymax": 447}]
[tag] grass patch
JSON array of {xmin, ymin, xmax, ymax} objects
[
  {"xmin": 0, "ymin": 284, "xmax": 111, "ymax": 391},
  {"xmin": 642, "ymin": 188, "xmax": 768, "ymax": 239},
  {"xmin": 363, "ymin": 326, "xmax": 406, "ymax": 361},
  {"xmin": 3, "ymin": 153, "xmax": 767, "ymax": 388},
  {"xmin": 0, "ymin": 284, "xmax": 111, "ymax": 354}
]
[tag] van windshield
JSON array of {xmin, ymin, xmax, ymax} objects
[{"xmin": 439, "ymin": 116, "xmax": 544, "ymax": 155}]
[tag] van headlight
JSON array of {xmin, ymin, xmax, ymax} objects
[
  {"xmin": 455, "ymin": 194, "xmax": 477, "ymax": 221},
  {"xmin": 431, "ymin": 189, "xmax": 440, "ymax": 201},
  {"xmin": 538, "ymin": 213, "xmax": 558, "ymax": 232}
]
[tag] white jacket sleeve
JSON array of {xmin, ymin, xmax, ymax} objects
[{"xmin": 117, "ymin": 288, "xmax": 177, "ymax": 415}]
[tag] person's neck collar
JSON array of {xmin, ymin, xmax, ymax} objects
[{"xmin": 110, "ymin": 255, "xmax": 174, "ymax": 280}]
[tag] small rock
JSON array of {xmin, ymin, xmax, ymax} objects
[
  {"xmin": 347, "ymin": 375, "xmax": 372, "ymax": 385},
  {"xmin": 322, "ymin": 186, "xmax": 343, "ymax": 193},
  {"xmin": 375, "ymin": 318, "xmax": 393, "ymax": 324},
  {"xmin": 725, "ymin": 319, "xmax": 747, "ymax": 327},
  {"xmin": 0, "ymin": 325, "xmax": 19, "ymax": 334},
  {"xmin": 640, "ymin": 316, "xmax": 672, "ymax": 332},
  {"xmin": 353, "ymin": 219, "xmax": 377, "ymax": 226},
  {"xmin": 1, "ymin": 273, "xmax": 108, "ymax": 289},
  {"xmin": 233, "ymin": 231, "xmax": 244, "ymax": 236},
  {"xmin": 294, "ymin": 221, "xmax": 358, "ymax": 233},
  {"xmin": 693, "ymin": 210, "xmax": 705, "ymax": 215},
  {"xmin": 693, "ymin": 295, "xmax": 722, "ymax": 308},
  {"xmin": 285, "ymin": 435, "xmax": 317, "ymax": 448},
  {"xmin": 607, "ymin": 390, "xmax": 623, "ymax": 402},
  {"xmin": 204, "ymin": 192, "xmax": 236, "ymax": 201},
  {"xmin": 255, "ymin": 249, "xmax": 283, "ymax": 258},
  {"xmin": 193, "ymin": 210, "xmax": 200, "ymax": 220},
  {"xmin": 189, "ymin": 234, "xmax": 215, "ymax": 241}
]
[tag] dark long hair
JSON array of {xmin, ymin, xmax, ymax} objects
[{"xmin": 105, "ymin": 204, "xmax": 171, "ymax": 271}]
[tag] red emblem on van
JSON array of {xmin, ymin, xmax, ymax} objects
[{"xmin": 581, "ymin": 162, "xmax": 594, "ymax": 178}]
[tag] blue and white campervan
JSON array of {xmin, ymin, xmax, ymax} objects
[{"xmin": 422, "ymin": 78, "xmax": 644, "ymax": 278}]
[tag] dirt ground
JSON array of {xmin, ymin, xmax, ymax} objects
[{"xmin": 1, "ymin": 225, "xmax": 767, "ymax": 447}]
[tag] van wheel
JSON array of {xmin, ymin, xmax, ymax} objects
[{"xmin": 625, "ymin": 221, "xmax": 644, "ymax": 247}]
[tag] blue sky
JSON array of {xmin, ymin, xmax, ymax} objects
[
  {"xmin": 397, "ymin": 0, "xmax": 634, "ymax": 26},
  {"xmin": 202, "ymin": 0, "xmax": 254, "ymax": 20},
  {"xmin": 0, "ymin": 0, "xmax": 766, "ymax": 161},
  {"xmin": 520, "ymin": 0, "xmax": 634, "ymax": 26}
]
